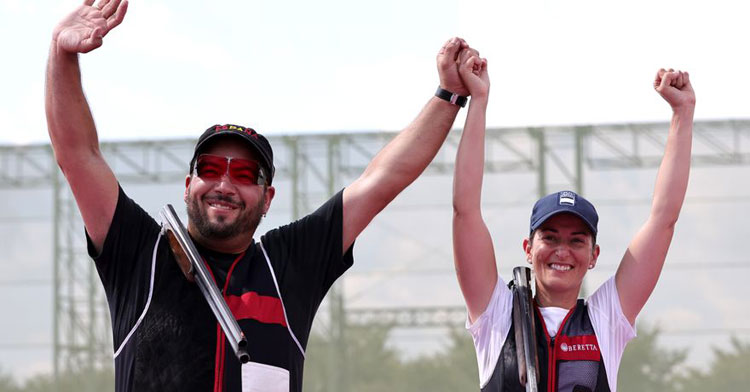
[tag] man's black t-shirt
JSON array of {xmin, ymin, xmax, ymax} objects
[{"xmin": 88, "ymin": 186, "xmax": 353, "ymax": 392}]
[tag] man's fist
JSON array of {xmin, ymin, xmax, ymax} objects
[
  {"xmin": 654, "ymin": 68, "xmax": 696, "ymax": 111},
  {"xmin": 437, "ymin": 37, "xmax": 470, "ymax": 97}
]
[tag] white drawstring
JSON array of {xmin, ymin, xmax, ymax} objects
[
  {"xmin": 114, "ymin": 228, "xmax": 163, "ymax": 359},
  {"xmin": 259, "ymin": 241, "xmax": 306, "ymax": 358}
]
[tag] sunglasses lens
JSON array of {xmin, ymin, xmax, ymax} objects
[
  {"xmin": 228, "ymin": 159, "xmax": 261, "ymax": 185},
  {"xmin": 196, "ymin": 155, "xmax": 262, "ymax": 185},
  {"xmin": 196, "ymin": 155, "xmax": 226, "ymax": 180}
]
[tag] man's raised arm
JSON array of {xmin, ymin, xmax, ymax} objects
[
  {"xmin": 45, "ymin": 0, "xmax": 128, "ymax": 253},
  {"xmin": 615, "ymin": 68, "xmax": 696, "ymax": 325},
  {"xmin": 341, "ymin": 37, "xmax": 471, "ymax": 252}
]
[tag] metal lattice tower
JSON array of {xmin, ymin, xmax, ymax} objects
[{"xmin": 1, "ymin": 120, "xmax": 749, "ymax": 391}]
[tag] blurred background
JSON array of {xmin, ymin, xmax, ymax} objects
[{"xmin": 1, "ymin": 0, "xmax": 749, "ymax": 391}]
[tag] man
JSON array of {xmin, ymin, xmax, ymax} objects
[
  {"xmin": 45, "ymin": 0, "xmax": 474, "ymax": 391},
  {"xmin": 451, "ymin": 46, "xmax": 695, "ymax": 390}
]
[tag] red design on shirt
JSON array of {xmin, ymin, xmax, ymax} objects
[{"xmin": 226, "ymin": 291, "xmax": 287, "ymax": 327}]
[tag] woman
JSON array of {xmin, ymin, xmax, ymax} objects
[{"xmin": 452, "ymin": 53, "xmax": 695, "ymax": 392}]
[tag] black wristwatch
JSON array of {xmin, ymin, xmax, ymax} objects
[{"xmin": 435, "ymin": 86, "xmax": 468, "ymax": 107}]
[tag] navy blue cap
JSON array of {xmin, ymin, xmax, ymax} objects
[
  {"xmin": 190, "ymin": 124, "xmax": 275, "ymax": 185},
  {"xmin": 529, "ymin": 191, "xmax": 598, "ymax": 236}
]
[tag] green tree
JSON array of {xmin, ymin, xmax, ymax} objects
[
  {"xmin": 304, "ymin": 326, "xmax": 479, "ymax": 392},
  {"xmin": 617, "ymin": 323, "xmax": 688, "ymax": 392},
  {"xmin": 18, "ymin": 367, "xmax": 114, "ymax": 392},
  {"xmin": 0, "ymin": 365, "xmax": 20, "ymax": 392},
  {"xmin": 304, "ymin": 325, "xmax": 402, "ymax": 392},
  {"xmin": 679, "ymin": 336, "xmax": 750, "ymax": 392},
  {"xmin": 397, "ymin": 328, "xmax": 479, "ymax": 392}
]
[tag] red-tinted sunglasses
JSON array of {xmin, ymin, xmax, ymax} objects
[{"xmin": 194, "ymin": 154, "xmax": 267, "ymax": 186}]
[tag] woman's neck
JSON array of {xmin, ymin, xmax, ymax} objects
[{"xmin": 534, "ymin": 284, "xmax": 580, "ymax": 309}]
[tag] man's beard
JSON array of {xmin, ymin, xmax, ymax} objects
[{"xmin": 187, "ymin": 191, "xmax": 265, "ymax": 240}]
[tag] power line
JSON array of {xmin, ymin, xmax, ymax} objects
[
  {"xmin": 0, "ymin": 343, "xmax": 50, "ymax": 350},
  {"xmin": 659, "ymin": 328, "xmax": 750, "ymax": 336},
  {"xmin": 3, "ymin": 327, "xmax": 749, "ymax": 350},
  {"xmin": 348, "ymin": 260, "xmax": 750, "ymax": 277},
  {"xmin": 1, "ymin": 260, "xmax": 746, "ymax": 289},
  {"xmin": 0, "ymin": 215, "xmax": 53, "ymax": 223},
  {"xmin": 594, "ymin": 261, "xmax": 750, "ymax": 271},
  {"xmin": 0, "ymin": 279, "xmax": 52, "ymax": 287},
  {"xmin": 372, "ymin": 194, "xmax": 750, "ymax": 211}
]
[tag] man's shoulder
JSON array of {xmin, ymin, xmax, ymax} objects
[
  {"xmin": 261, "ymin": 190, "xmax": 345, "ymax": 239},
  {"xmin": 91, "ymin": 185, "xmax": 163, "ymax": 267}
]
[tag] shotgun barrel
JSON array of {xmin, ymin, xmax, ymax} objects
[
  {"xmin": 512, "ymin": 266, "xmax": 539, "ymax": 392},
  {"xmin": 159, "ymin": 204, "xmax": 250, "ymax": 364}
]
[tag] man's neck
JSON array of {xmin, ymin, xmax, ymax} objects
[{"xmin": 188, "ymin": 227, "xmax": 255, "ymax": 254}]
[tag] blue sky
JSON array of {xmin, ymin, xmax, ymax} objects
[{"xmin": 1, "ymin": 0, "xmax": 749, "ymax": 145}]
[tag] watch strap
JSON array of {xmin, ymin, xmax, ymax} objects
[{"xmin": 435, "ymin": 86, "xmax": 468, "ymax": 107}]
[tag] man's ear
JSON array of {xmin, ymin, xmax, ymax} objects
[
  {"xmin": 263, "ymin": 186, "xmax": 276, "ymax": 214},
  {"xmin": 184, "ymin": 175, "xmax": 191, "ymax": 202}
]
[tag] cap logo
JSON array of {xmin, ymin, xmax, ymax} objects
[
  {"xmin": 213, "ymin": 124, "xmax": 259, "ymax": 139},
  {"xmin": 559, "ymin": 191, "xmax": 576, "ymax": 206}
]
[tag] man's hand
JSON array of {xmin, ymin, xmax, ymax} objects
[
  {"xmin": 654, "ymin": 68, "xmax": 696, "ymax": 111},
  {"xmin": 52, "ymin": 0, "xmax": 128, "ymax": 54},
  {"xmin": 437, "ymin": 37, "xmax": 470, "ymax": 97},
  {"xmin": 457, "ymin": 49, "xmax": 489, "ymax": 99}
]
